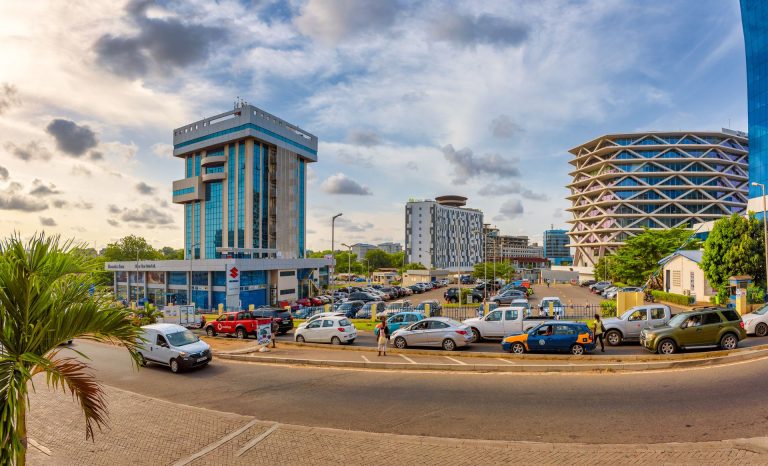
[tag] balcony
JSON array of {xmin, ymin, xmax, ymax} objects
[
  {"xmin": 202, "ymin": 172, "xmax": 226, "ymax": 183},
  {"xmin": 201, "ymin": 155, "xmax": 226, "ymax": 167},
  {"xmin": 172, "ymin": 176, "xmax": 202, "ymax": 204}
]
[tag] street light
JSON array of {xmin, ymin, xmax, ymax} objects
[
  {"xmin": 752, "ymin": 181, "xmax": 768, "ymax": 295},
  {"xmin": 331, "ymin": 213, "xmax": 343, "ymax": 306},
  {"xmin": 341, "ymin": 243, "xmax": 353, "ymax": 282}
]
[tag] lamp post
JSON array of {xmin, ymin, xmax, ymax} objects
[
  {"xmin": 188, "ymin": 242, "xmax": 200, "ymax": 308},
  {"xmin": 341, "ymin": 243, "xmax": 353, "ymax": 283},
  {"xmin": 752, "ymin": 182, "xmax": 768, "ymax": 295},
  {"xmin": 331, "ymin": 213, "xmax": 343, "ymax": 305}
]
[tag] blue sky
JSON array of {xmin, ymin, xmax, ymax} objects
[{"xmin": 0, "ymin": 0, "xmax": 748, "ymax": 251}]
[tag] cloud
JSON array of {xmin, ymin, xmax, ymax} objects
[
  {"xmin": 107, "ymin": 219, "xmax": 120, "ymax": 227},
  {"xmin": 89, "ymin": 150, "xmax": 104, "ymax": 161},
  {"xmin": 0, "ymin": 165, "xmax": 7, "ymax": 181},
  {"xmin": 93, "ymin": 0, "xmax": 227, "ymax": 78},
  {"xmin": 295, "ymin": 0, "xmax": 404, "ymax": 44},
  {"xmin": 477, "ymin": 182, "xmax": 549, "ymax": 201},
  {"xmin": 0, "ymin": 182, "xmax": 48, "ymax": 212},
  {"xmin": 405, "ymin": 161, "xmax": 418, "ymax": 170},
  {"xmin": 336, "ymin": 217, "xmax": 374, "ymax": 232},
  {"xmin": 321, "ymin": 173, "xmax": 372, "ymax": 195},
  {"xmin": 45, "ymin": 119, "xmax": 98, "ymax": 157},
  {"xmin": 4, "ymin": 141, "xmax": 52, "ymax": 161},
  {"xmin": 554, "ymin": 208, "xmax": 563, "ymax": 218},
  {"xmin": 71, "ymin": 165, "xmax": 92, "ymax": 177},
  {"xmin": 347, "ymin": 129, "xmax": 381, "ymax": 147},
  {"xmin": 441, "ymin": 144, "xmax": 520, "ymax": 184},
  {"xmin": 39, "ymin": 216, "xmax": 57, "ymax": 227},
  {"xmin": 151, "ymin": 142, "xmax": 173, "ymax": 158},
  {"xmin": 135, "ymin": 181, "xmax": 156, "ymax": 195},
  {"xmin": 429, "ymin": 12, "xmax": 530, "ymax": 47},
  {"xmin": 29, "ymin": 179, "xmax": 61, "ymax": 197},
  {"xmin": 112, "ymin": 204, "xmax": 174, "ymax": 225},
  {"xmin": 494, "ymin": 199, "xmax": 524, "ymax": 220},
  {"xmin": 0, "ymin": 83, "xmax": 20, "ymax": 115},
  {"xmin": 53, "ymin": 199, "xmax": 93, "ymax": 210},
  {"xmin": 490, "ymin": 115, "xmax": 523, "ymax": 139}
]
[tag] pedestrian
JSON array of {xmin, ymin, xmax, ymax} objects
[
  {"xmin": 546, "ymin": 279, "xmax": 550, "ymax": 288},
  {"xmin": 592, "ymin": 313, "xmax": 605, "ymax": 352},
  {"xmin": 270, "ymin": 317, "xmax": 279, "ymax": 348},
  {"xmin": 376, "ymin": 318, "xmax": 390, "ymax": 356}
]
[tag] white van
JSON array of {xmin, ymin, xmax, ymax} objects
[{"xmin": 137, "ymin": 323, "xmax": 212, "ymax": 373}]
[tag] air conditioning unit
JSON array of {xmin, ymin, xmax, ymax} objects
[{"xmin": 682, "ymin": 290, "xmax": 691, "ymax": 296}]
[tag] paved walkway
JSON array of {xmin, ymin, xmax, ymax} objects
[{"xmin": 27, "ymin": 384, "xmax": 768, "ymax": 465}]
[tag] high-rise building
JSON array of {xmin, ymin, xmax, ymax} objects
[
  {"xmin": 543, "ymin": 229, "xmax": 572, "ymax": 266},
  {"xmin": 405, "ymin": 196, "xmax": 483, "ymax": 270},
  {"xmin": 567, "ymin": 131, "xmax": 749, "ymax": 268},
  {"xmin": 741, "ymin": 0, "xmax": 768, "ymax": 213},
  {"xmin": 350, "ymin": 243, "xmax": 377, "ymax": 261},
  {"xmin": 377, "ymin": 242, "xmax": 403, "ymax": 254},
  {"xmin": 106, "ymin": 102, "xmax": 330, "ymax": 310}
]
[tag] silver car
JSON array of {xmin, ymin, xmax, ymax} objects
[{"xmin": 390, "ymin": 317, "xmax": 472, "ymax": 351}]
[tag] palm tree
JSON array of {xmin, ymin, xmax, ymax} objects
[{"xmin": 0, "ymin": 234, "xmax": 141, "ymax": 464}]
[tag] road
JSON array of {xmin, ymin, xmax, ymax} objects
[{"xmin": 68, "ymin": 340, "xmax": 768, "ymax": 444}]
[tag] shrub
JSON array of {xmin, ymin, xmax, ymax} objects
[
  {"xmin": 600, "ymin": 300, "xmax": 616, "ymax": 317},
  {"xmin": 650, "ymin": 290, "xmax": 694, "ymax": 306},
  {"xmin": 747, "ymin": 285, "xmax": 765, "ymax": 304}
]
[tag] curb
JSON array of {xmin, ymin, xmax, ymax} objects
[{"xmin": 215, "ymin": 345, "xmax": 768, "ymax": 373}]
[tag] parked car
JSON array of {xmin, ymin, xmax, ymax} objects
[
  {"xmin": 640, "ymin": 307, "xmax": 746, "ymax": 354},
  {"xmin": 138, "ymin": 323, "xmax": 212, "ymax": 373},
  {"xmin": 538, "ymin": 297, "xmax": 565, "ymax": 318},
  {"xmin": 294, "ymin": 298, "xmax": 313, "ymax": 308},
  {"xmin": 444, "ymin": 287, "xmax": 483, "ymax": 304},
  {"xmin": 251, "ymin": 308, "xmax": 294, "ymax": 335},
  {"xmin": 589, "ymin": 281, "xmax": 612, "ymax": 293},
  {"xmin": 407, "ymin": 285, "xmax": 423, "ymax": 294},
  {"xmin": 489, "ymin": 289, "xmax": 528, "ymax": 305},
  {"xmin": 398, "ymin": 286, "xmax": 413, "ymax": 296},
  {"xmin": 463, "ymin": 306, "xmax": 555, "ymax": 342},
  {"xmin": 460, "ymin": 275, "xmax": 474, "ymax": 285},
  {"xmin": 386, "ymin": 311, "xmax": 425, "ymax": 332},
  {"xmin": 292, "ymin": 308, "xmax": 314, "ymax": 319},
  {"xmin": 295, "ymin": 315, "xmax": 357, "ymax": 345},
  {"xmin": 742, "ymin": 304, "xmax": 768, "ymax": 336},
  {"xmin": 337, "ymin": 300, "xmax": 365, "ymax": 319},
  {"xmin": 390, "ymin": 317, "xmax": 472, "ymax": 351},
  {"xmin": 348, "ymin": 291, "xmax": 378, "ymax": 302},
  {"xmin": 297, "ymin": 312, "xmax": 346, "ymax": 329},
  {"xmin": 501, "ymin": 321, "xmax": 595, "ymax": 355},
  {"xmin": 580, "ymin": 280, "xmax": 597, "ymax": 287},
  {"xmin": 415, "ymin": 299, "xmax": 442, "ymax": 315},
  {"xmin": 602, "ymin": 304, "xmax": 672, "ymax": 346},
  {"xmin": 355, "ymin": 301, "xmax": 386, "ymax": 319},
  {"xmin": 600, "ymin": 286, "xmax": 619, "ymax": 298},
  {"xmin": 205, "ymin": 311, "xmax": 265, "ymax": 339}
]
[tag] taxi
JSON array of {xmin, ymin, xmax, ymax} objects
[{"xmin": 501, "ymin": 321, "xmax": 595, "ymax": 355}]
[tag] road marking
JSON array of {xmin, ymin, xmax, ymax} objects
[
  {"xmin": 400, "ymin": 354, "xmax": 417, "ymax": 364},
  {"xmin": 445, "ymin": 356, "xmax": 466, "ymax": 365},
  {"xmin": 172, "ymin": 418, "xmax": 260, "ymax": 466},
  {"xmin": 236, "ymin": 423, "xmax": 281, "ymax": 457},
  {"xmin": 496, "ymin": 358, "xmax": 515, "ymax": 364},
  {"xmin": 361, "ymin": 355, "xmax": 370, "ymax": 363}
]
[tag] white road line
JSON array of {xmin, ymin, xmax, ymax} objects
[
  {"xmin": 236, "ymin": 423, "xmax": 281, "ymax": 457},
  {"xmin": 496, "ymin": 358, "xmax": 515, "ymax": 364},
  {"xmin": 361, "ymin": 355, "xmax": 370, "ymax": 363},
  {"xmin": 445, "ymin": 356, "xmax": 467, "ymax": 365},
  {"xmin": 172, "ymin": 418, "xmax": 260, "ymax": 466},
  {"xmin": 400, "ymin": 354, "xmax": 417, "ymax": 364}
]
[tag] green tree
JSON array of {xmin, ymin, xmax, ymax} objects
[
  {"xmin": 609, "ymin": 227, "xmax": 700, "ymax": 286},
  {"xmin": 701, "ymin": 213, "xmax": 765, "ymax": 291},
  {"xmin": 365, "ymin": 249, "xmax": 392, "ymax": 270},
  {"xmin": 472, "ymin": 261, "xmax": 515, "ymax": 281},
  {"xmin": 594, "ymin": 256, "xmax": 613, "ymax": 282},
  {"xmin": 102, "ymin": 235, "xmax": 162, "ymax": 262},
  {"xmin": 307, "ymin": 249, "xmax": 331, "ymax": 259},
  {"xmin": 399, "ymin": 262, "xmax": 426, "ymax": 274},
  {"xmin": 0, "ymin": 234, "xmax": 141, "ymax": 463},
  {"xmin": 159, "ymin": 246, "xmax": 184, "ymax": 260}
]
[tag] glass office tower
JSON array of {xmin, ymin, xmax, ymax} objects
[{"xmin": 741, "ymin": 0, "xmax": 768, "ymax": 200}]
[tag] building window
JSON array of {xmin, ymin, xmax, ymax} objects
[
  {"xmin": 173, "ymin": 187, "xmax": 194, "ymax": 197},
  {"xmin": 252, "ymin": 142, "xmax": 261, "ymax": 249},
  {"xmin": 192, "ymin": 271, "xmax": 208, "ymax": 286},
  {"xmin": 228, "ymin": 144, "xmax": 235, "ymax": 248},
  {"xmin": 238, "ymin": 141, "xmax": 245, "ymax": 248},
  {"xmin": 205, "ymin": 181, "xmax": 223, "ymax": 258},
  {"xmin": 279, "ymin": 270, "xmax": 295, "ymax": 277},
  {"xmin": 690, "ymin": 272, "xmax": 695, "ymax": 290},
  {"xmin": 672, "ymin": 270, "xmax": 681, "ymax": 287},
  {"xmin": 168, "ymin": 272, "xmax": 187, "ymax": 285},
  {"xmin": 193, "ymin": 202, "xmax": 201, "ymax": 259},
  {"xmin": 279, "ymin": 288, "xmax": 296, "ymax": 296}
]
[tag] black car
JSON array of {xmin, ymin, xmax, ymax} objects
[
  {"xmin": 337, "ymin": 300, "xmax": 365, "ymax": 318},
  {"xmin": 348, "ymin": 292, "xmax": 378, "ymax": 302},
  {"xmin": 252, "ymin": 308, "xmax": 294, "ymax": 334},
  {"xmin": 407, "ymin": 285, "xmax": 423, "ymax": 294},
  {"xmin": 444, "ymin": 287, "xmax": 484, "ymax": 303}
]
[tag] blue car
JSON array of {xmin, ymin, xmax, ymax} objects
[
  {"xmin": 501, "ymin": 321, "xmax": 596, "ymax": 355},
  {"xmin": 385, "ymin": 312, "xmax": 425, "ymax": 332}
]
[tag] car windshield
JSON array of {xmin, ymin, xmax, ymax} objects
[
  {"xmin": 166, "ymin": 330, "xmax": 199, "ymax": 347},
  {"xmin": 667, "ymin": 314, "xmax": 687, "ymax": 327},
  {"xmin": 339, "ymin": 318, "xmax": 352, "ymax": 326},
  {"xmin": 754, "ymin": 304, "xmax": 768, "ymax": 316}
]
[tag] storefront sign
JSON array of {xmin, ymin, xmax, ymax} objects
[{"xmin": 226, "ymin": 264, "xmax": 240, "ymax": 295}]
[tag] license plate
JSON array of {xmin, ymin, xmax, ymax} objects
[{"xmin": 196, "ymin": 357, "xmax": 207, "ymax": 362}]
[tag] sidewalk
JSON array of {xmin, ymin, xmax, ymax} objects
[{"xmin": 27, "ymin": 384, "xmax": 768, "ymax": 465}]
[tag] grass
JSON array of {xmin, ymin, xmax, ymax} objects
[{"xmin": 293, "ymin": 318, "xmax": 379, "ymax": 332}]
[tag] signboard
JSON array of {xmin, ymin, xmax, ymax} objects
[
  {"xmin": 226, "ymin": 264, "xmax": 240, "ymax": 295},
  {"xmin": 736, "ymin": 288, "xmax": 746, "ymax": 297},
  {"xmin": 256, "ymin": 321, "xmax": 272, "ymax": 345}
]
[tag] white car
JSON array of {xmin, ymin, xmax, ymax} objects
[
  {"xmin": 137, "ymin": 323, "xmax": 212, "ymax": 374},
  {"xmin": 295, "ymin": 315, "xmax": 357, "ymax": 344},
  {"xmin": 538, "ymin": 297, "xmax": 565, "ymax": 317},
  {"xmin": 297, "ymin": 312, "xmax": 346, "ymax": 329},
  {"xmin": 742, "ymin": 304, "xmax": 768, "ymax": 336}
]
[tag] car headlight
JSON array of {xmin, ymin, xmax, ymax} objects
[{"xmin": 179, "ymin": 351, "xmax": 188, "ymax": 357}]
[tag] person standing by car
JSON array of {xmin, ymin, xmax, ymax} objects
[
  {"xmin": 592, "ymin": 313, "xmax": 605, "ymax": 352},
  {"xmin": 376, "ymin": 318, "xmax": 390, "ymax": 357},
  {"xmin": 270, "ymin": 318, "xmax": 279, "ymax": 348}
]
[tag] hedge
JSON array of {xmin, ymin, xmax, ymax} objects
[
  {"xmin": 651, "ymin": 290, "xmax": 694, "ymax": 306},
  {"xmin": 599, "ymin": 300, "xmax": 617, "ymax": 317}
]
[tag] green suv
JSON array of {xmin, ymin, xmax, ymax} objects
[{"xmin": 640, "ymin": 307, "xmax": 746, "ymax": 355}]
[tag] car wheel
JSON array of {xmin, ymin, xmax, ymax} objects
[
  {"xmin": 348, "ymin": 338, "xmax": 355, "ymax": 345},
  {"xmin": 451, "ymin": 298, "xmax": 458, "ymax": 303},
  {"xmin": 657, "ymin": 339, "xmax": 676, "ymax": 355},
  {"xmin": 510, "ymin": 342, "xmax": 525, "ymax": 354},
  {"xmin": 605, "ymin": 330, "xmax": 622, "ymax": 346},
  {"xmin": 756, "ymin": 323, "xmax": 768, "ymax": 337},
  {"xmin": 331, "ymin": 336, "xmax": 341, "ymax": 345},
  {"xmin": 170, "ymin": 358, "xmax": 181, "ymax": 374},
  {"xmin": 394, "ymin": 336, "xmax": 407, "ymax": 349},
  {"xmin": 296, "ymin": 335, "xmax": 305, "ymax": 343},
  {"xmin": 206, "ymin": 326, "xmax": 216, "ymax": 337},
  {"xmin": 570, "ymin": 344, "xmax": 585, "ymax": 355},
  {"xmin": 236, "ymin": 328, "xmax": 247, "ymax": 339},
  {"xmin": 138, "ymin": 353, "xmax": 147, "ymax": 367},
  {"xmin": 442, "ymin": 338, "xmax": 456, "ymax": 351},
  {"xmin": 720, "ymin": 333, "xmax": 738, "ymax": 351},
  {"xmin": 470, "ymin": 327, "xmax": 482, "ymax": 343}
]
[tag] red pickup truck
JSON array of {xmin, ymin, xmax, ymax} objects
[{"xmin": 204, "ymin": 311, "xmax": 272, "ymax": 339}]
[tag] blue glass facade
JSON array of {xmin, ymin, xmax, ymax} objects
[
  {"xmin": 741, "ymin": 0, "xmax": 768, "ymax": 197},
  {"xmin": 205, "ymin": 181, "xmax": 223, "ymax": 258},
  {"xmin": 238, "ymin": 142, "xmax": 245, "ymax": 248},
  {"xmin": 252, "ymin": 142, "xmax": 262, "ymax": 249},
  {"xmin": 298, "ymin": 159, "xmax": 306, "ymax": 257},
  {"xmin": 168, "ymin": 272, "xmax": 187, "ymax": 285},
  {"xmin": 193, "ymin": 202, "xmax": 201, "ymax": 259},
  {"xmin": 227, "ymin": 144, "xmax": 235, "ymax": 247},
  {"xmin": 192, "ymin": 290, "xmax": 208, "ymax": 309},
  {"xmin": 185, "ymin": 203, "xmax": 192, "ymax": 258},
  {"xmin": 194, "ymin": 153, "xmax": 201, "ymax": 176}
]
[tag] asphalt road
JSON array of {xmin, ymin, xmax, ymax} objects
[{"xmin": 68, "ymin": 340, "xmax": 768, "ymax": 444}]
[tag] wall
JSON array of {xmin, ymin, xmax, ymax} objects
[{"xmin": 662, "ymin": 256, "xmax": 716, "ymax": 302}]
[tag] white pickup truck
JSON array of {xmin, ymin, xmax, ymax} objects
[{"xmin": 463, "ymin": 307, "xmax": 552, "ymax": 343}]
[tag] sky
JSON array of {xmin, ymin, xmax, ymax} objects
[{"xmin": 0, "ymin": 0, "xmax": 749, "ymax": 252}]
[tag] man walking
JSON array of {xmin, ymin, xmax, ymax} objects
[
  {"xmin": 592, "ymin": 313, "xmax": 605, "ymax": 352},
  {"xmin": 270, "ymin": 317, "xmax": 279, "ymax": 349}
]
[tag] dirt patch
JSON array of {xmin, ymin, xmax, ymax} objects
[{"xmin": 201, "ymin": 335, "xmax": 261, "ymax": 352}]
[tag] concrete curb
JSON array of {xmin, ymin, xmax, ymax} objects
[{"xmin": 216, "ymin": 345, "xmax": 768, "ymax": 373}]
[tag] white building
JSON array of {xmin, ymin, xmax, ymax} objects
[
  {"xmin": 659, "ymin": 250, "xmax": 717, "ymax": 303},
  {"xmin": 377, "ymin": 242, "xmax": 403, "ymax": 254},
  {"xmin": 405, "ymin": 196, "xmax": 483, "ymax": 271}
]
